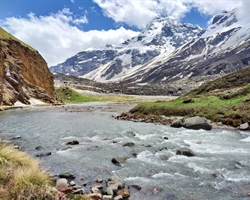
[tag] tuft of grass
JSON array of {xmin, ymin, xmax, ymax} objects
[
  {"xmin": 55, "ymin": 86, "xmax": 135, "ymax": 103},
  {"xmin": 0, "ymin": 143, "xmax": 91, "ymax": 199},
  {"xmin": 0, "ymin": 27, "xmax": 35, "ymax": 51}
]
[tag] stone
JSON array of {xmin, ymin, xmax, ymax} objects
[
  {"xmin": 103, "ymin": 195, "xmax": 113, "ymax": 200},
  {"xmin": 111, "ymin": 157, "xmax": 128, "ymax": 166},
  {"xmin": 95, "ymin": 178, "xmax": 103, "ymax": 183},
  {"xmin": 35, "ymin": 152, "xmax": 51, "ymax": 157},
  {"xmin": 91, "ymin": 185, "xmax": 103, "ymax": 190},
  {"xmin": 59, "ymin": 172, "xmax": 75, "ymax": 179},
  {"xmin": 114, "ymin": 195, "xmax": 123, "ymax": 200},
  {"xmin": 108, "ymin": 175, "xmax": 125, "ymax": 189},
  {"xmin": 183, "ymin": 116, "xmax": 212, "ymax": 130},
  {"xmin": 170, "ymin": 119, "xmax": 183, "ymax": 128},
  {"xmin": 176, "ymin": 147, "xmax": 196, "ymax": 157},
  {"xmin": 73, "ymin": 188, "xmax": 85, "ymax": 195},
  {"xmin": 116, "ymin": 189, "xmax": 130, "ymax": 198},
  {"xmin": 91, "ymin": 187, "xmax": 101, "ymax": 194},
  {"xmin": 127, "ymin": 131, "xmax": 136, "ymax": 137},
  {"xmin": 87, "ymin": 193, "xmax": 102, "ymax": 200},
  {"xmin": 239, "ymin": 122, "xmax": 249, "ymax": 130},
  {"xmin": 106, "ymin": 187, "xmax": 114, "ymax": 196},
  {"xmin": 69, "ymin": 181, "xmax": 76, "ymax": 186},
  {"xmin": 10, "ymin": 135, "xmax": 21, "ymax": 140},
  {"xmin": 56, "ymin": 178, "xmax": 68, "ymax": 188},
  {"xmin": 122, "ymin": 142, "xmax": 135, "ymax": 147},
  {"xmin": 159, "ymin": 154, "xmax": 169, "ymax": 160},
  {"xmin": 128, "ymin": 185, "xmax": 141, "ymax": 190},
  {"xmin": 66, "ymin": 140, "xmax": 79, "ymax": 145},
  {"xmin": 35, "ymin": 146, "xmax": 44, "ymax": 150}
]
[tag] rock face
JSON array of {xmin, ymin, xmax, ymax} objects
[
  {"xmin": 171, "ymin": 116, "xmax": 212, "ymax": 130},
  {"xmin": 0, "ymin": 27, "xmax": 55, "ymax": 105},
  {"xmin": 51, "ymin": 9, "xmax": 250, "ymax": 93}
]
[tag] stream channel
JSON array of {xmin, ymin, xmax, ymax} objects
[{"xmin": 0, "ymin": 102, "xmax": 250, "ymax": 200}]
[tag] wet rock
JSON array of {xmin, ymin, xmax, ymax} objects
[
  {"xmin": 159, "ymin": 154, "xmax": 169, "ymax": 160},
  {"xmin": 116, "ymin": 189, "xmax": 130, "ymax": 198},
  {"xmin": 10, "ymin": 135, "xmax": 21, "ymax": 140},
  {"xmin": 103, "ymin": 195, "xmax": 113, "ymax": 200},
  {"xmin": 95, "ymin": 178, "xmax": 103, "ymax": 183},
  {"xmin": 212, "ymin": 173, "xmax": 224, "ymax": 179},
  {"xmin": 163, "ymin": 136, "xmax": 169, "ymax": 140},
  {"xmin": 106, "ymin": 187, "xmax": 114, "ymax": 196},
  {"xmin": 128, "ymin": 185, "xmax": 142, "ymax": 190},
  {"xmin": 183, "ymin": 116, "xmax": 212, "ymax": 130},
  {"xmin": 59, "ymin": 172, "xmax": 75, "ymax": 179},
  {"xmin": 69, "ymin": 181, "xmax": 76, "ymax": 186},
  {"xmin": 56, "ymin": 178, "xmax": 68, "ymax": 187},
  {"xmin": 176, "ymin": 147, "xmax": 196, "ymax": 157},
  {"xmin": 35, "ymin": 146, "xmax": 44, "ymax": 150},
  {"xmin": 114, "ymin": 195, "xmax": 123, "ymax": 200},
  {"xmin": 73, "ymin": 188, "xmax": 85, "ymax": 195},
  {"xmin": 60, "ymin": 146, "xmax": 72, "ymax": 151},
  {"xmin": 111, "ymin": 157, "xmax": 128, "ymax": 166},
  {"xmin": 171, "ymin": 116, "xmax": 212, "ymax": 130},
  {"xmin": 35, "ymin": 152, "xmax": 51, "ymax": 157},
  {"xmin": 122, "ymin": 142, "xmax": 135, "ymax": 147},
  {"xmin": 239, "ymin": 122, "xmax": 249, "ymax": 130},
  {"xmin": 127, "ymin": 131, "xmax": 136, "ymax": 137},
  {"xmin": 66, "ymin": 140, "xmax": 79, "ymax": 145},
  {"xmin": 87, "ymin": 193, "xmax": 102, "ymax": 200},
  {"xmin": 91, "ymin": 187, "xmax": 101, "ymax": 194}
]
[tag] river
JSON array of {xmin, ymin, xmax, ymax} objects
[{"xmin": 0, "ymin": 102, "xmax": 250, "ymax": 200}]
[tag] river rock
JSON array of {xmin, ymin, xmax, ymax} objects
[
  {"xmin": 56, "ymin": 178, "xmax": 68, "ymax": 187},
  {"xmin": 111, "ymin": 157, "xmax": 128, "ymax": 166},
  {"xmin": 176, "ymin": 147, "xmax": 196, "ymax": 157},
  {"xmin": 10, "ymin": 135, "xmax": 21, "ymax": 140},
  {"xmin": 87, "ymin": 193, "xmax": 102, "ymax": 200},
  {"xmin": 128, "ymin": 185, "xmax": 142, "ymax": 190},
  {"xmin": 239, "ymin": 122, "xmax": 249, "ymax": 130},
  {"xmin": 171, "ymin": 116, "xmax": 212, "ymax": 130},
  {"xmin": 103, "ymin": 195, "xmax": 113, "ymax": 200},
  {"xmin": 35, "ymin": 152, "xmax": 51, "ymax": 157},
  {"xmin": 66, "ymin": 140, "xmax": 79, "ymax": 145},
  {"xmin": 91, "ymin": 187, "xmax": 101, "ymax": 194},
  {"xmin": 122, "ymin": 142, "xmax": 135, "ymax": 147},
  {"xmin": 59, "ymin": 172, "xmax": 75, "ymax": 179},
  {"xmin": 182, "ymin": 116, "xmax": 212, "ymax": 130},
  {"xmin": 73, "ymin": 188, "xmax": 85, "ymax": 195},
  {"xmin": 114, "ymin": 195, "xmax": 123, "ymax": 200},
  {"xmin": 35, "ymin": 146, "xmax": 44, "ymax": 150},
  {"xmin": 116, "ymin": 189, "xmax": 130, "ymax": 198}
]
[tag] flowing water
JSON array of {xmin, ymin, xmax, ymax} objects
[{"xmin": 1, "ymin": 103, "xmax": 250, "ymax": 200}]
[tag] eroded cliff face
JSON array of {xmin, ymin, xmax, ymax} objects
[{"xmin": 0, "ymin": 28, "xmax": 55, "ymax": 105}]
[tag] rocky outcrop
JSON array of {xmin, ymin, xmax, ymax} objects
[
  {"xmin": 0, "ymin": 27, "xmax": 55, "ymax": 106},
  {"xmin": 171, "ymin": 116, "xmax": 212, "ymax": 130}
]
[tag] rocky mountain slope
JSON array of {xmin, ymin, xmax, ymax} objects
[
  {"xmin": 51, "ymin": 9, "xmax": 250, "ymax": 92},
  {"xmin": 0, "ymin": 27, "xmax": 55, "ymax": 106},
  {"xmin": 50, "ymin": 17, "xmax": 203, "ymax": 82}
]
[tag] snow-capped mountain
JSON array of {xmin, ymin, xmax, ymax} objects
[
  {"xmin": 50, "ymin": 9, "xmax": 250, "ymax": 89},
  {"xmin": 124, "ymin": 9, "xmax": 250, "ymax": 85},
  {"xmin": 50, "ymin": 17, "xmax": 203, "ymax": 81}
]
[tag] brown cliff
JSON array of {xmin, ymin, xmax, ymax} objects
[{"xmin": 0, "ymin": 27, "xmax": 55, "ymax": 105}]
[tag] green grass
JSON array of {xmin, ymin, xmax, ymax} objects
[
  {"xmin": 0, "ymin": 27, "xmax": 35, "ymax": 51},
  {"xmin": 56, "ymin": 86, "xmax": 136, "ymax": 103},
  {"xmin": 129, "ymin": 89, "xmax": 250, "ymax": 127}
]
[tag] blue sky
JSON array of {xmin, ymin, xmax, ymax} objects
[{"xmin": 0, "ymin": 0, "xmax": 244, "ymax": 66}]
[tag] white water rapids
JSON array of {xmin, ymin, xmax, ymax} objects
[{"xmin": 0, "ymin": 102, "xmax": 250, "ymax": 200}]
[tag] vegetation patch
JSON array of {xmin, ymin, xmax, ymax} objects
[
  {"xmin": 55, "ymin": 86, "xmax": 136, "ymax": 103},
  {"xmin": 122, "ymin": 66, "xmax": 250, "ymax": 127}
]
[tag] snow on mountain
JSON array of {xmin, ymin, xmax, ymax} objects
[
  {"xmin": 117, "ymin": 9, "xmax": 250, "ymax": 85},
  {"xmin": 50, "ymin": 9, "xmax": 250, "ymax": 89},
  {"xmin": 50, "ymin": 17, "xmax": 203, "ymax": 82}
]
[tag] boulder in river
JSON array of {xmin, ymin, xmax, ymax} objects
[
  {"xmin": 111, "ymin": 157, "xmax": 128, "ymax": 166},
  {"xmin": 66, "ymin": 140, "xmax": 79, "ymax": 145},
  {"xmin": 239, "ymin": 122, "xmax": 249, "ymax": 130},
  {"xmin": 59, "ymin": 172, "xmax": 75, "ymax": 179},
  {"xmin": 171, "ymin": 116, "xmax": 212, "ymax": 130},
  {"xmin": 176, "ymin": 147, "xmax": 196, "ymax": 157},
  {"xmin": 35, "ymin": 152, "xmax": 51, "ymax": 157}
]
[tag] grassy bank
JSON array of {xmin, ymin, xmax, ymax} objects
[
  {"xmin": 55, "ymin": 86, "xmax": 136, "ymax": 103},
  {"xmin": 124, "ymin": 66, "xmax": 250, "ymax": 127},
  {"xmin": 0, "ymin": 143, "xmax": 90, "ymax": 200}
]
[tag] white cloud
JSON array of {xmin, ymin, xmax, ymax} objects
[
  {"xmin": 1, "ymin": 9, "xmax": 139, "ymax": 66},
  {"xmin": 93, "ymin": 0, "xmax": 243, "ymax": 28}
]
